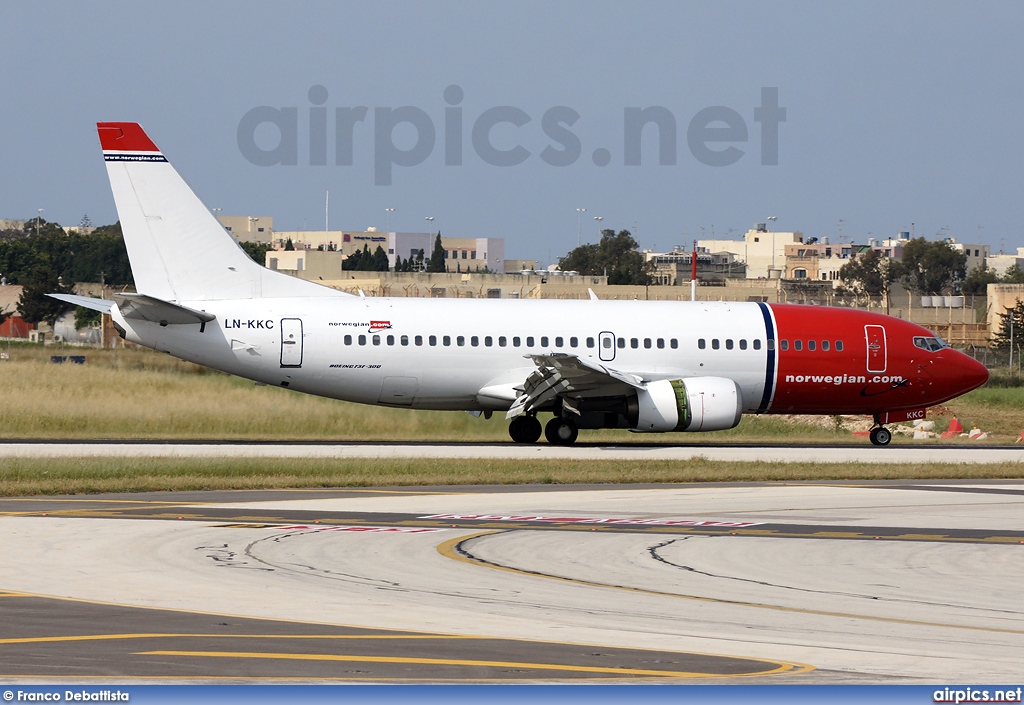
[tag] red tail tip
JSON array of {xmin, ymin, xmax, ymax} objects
[{"xmin": 97, "ymin": 122, "xmax": 160, "ymax": 152}]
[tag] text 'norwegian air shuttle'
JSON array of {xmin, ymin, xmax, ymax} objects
[{"xmin": 55, "ymin": 123, "xmax": 989, "ymax": 447}]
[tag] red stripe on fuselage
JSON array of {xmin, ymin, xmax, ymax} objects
[
  {"xmin": 97, "ymin": 122, "xmax": 160, "ymax": 152},
  {"xmin": 766, "ymin": 304, "xmax": 987, "ymax": 415}
]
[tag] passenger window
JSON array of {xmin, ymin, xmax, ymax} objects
[
  {"xmin": 373, "ymin": 335, "xmax": 381, "ymax": 346},
  {"xmin": 457, "ymin": 336, "xmax": 466, "ymax": 346},
  {"xmin": 807, "ymin": 340, "xmax": 816, "ymax": 351},
  {"xmin": 344, "ymin": 334, "xmax": 352, "ymax": 345},
  {"xmin": 794, "ymin": 340, "xmax": 802, "ymax": 351},
  {"xmin": 513, "ymin": 336, "xmax": 521, "ymax": 347},
  {"xmin": 555, "ymin": 336, "xmax": 563, "ymax": 347},
  {"xmin": 712, "ymin": 339, "xmax": 720, "ymax": 350},
  {"xmin": 725, "ymin": 339, "xmax": 734, "ymax": 350},
  {"xmin": 739, "ymin": 339, "xmax": 747, "ymax": 350},
  {"xmin": 387, "ymin": 335, "xmax": 395, "ymax": 345},
  {"xmin": 630, "ymin": 338, "xmax": 639, "ymax": 349},
  {"xmin": 780, "ymin": 340, "xmax": 788, "ymax": 351},
  {"xmin": 836, "ymin": 340, "xmax": 844, "ymax": 351},
  {"xmin": 498, "ymin": 336, "xmax": 506, "ymax": 347},
  {"xmin": 587, "ymin": 337, "xmax": 595, "ymax": 348},
  {"xmin": 484, "ymin": 336, "xmax": 492, "ymax": 347},
  {"xmin": 644, "ymin": 338, "xmax": 652, "ymax": 349},
  {"xmin": 471, "ymin": 336, "xmax": 479, "ymax": 346},
  {"xmin": 443, "ymin": 335, "xmax": 451, "ymax": 346},
  {"xmin": 656, "ymin": 338, "xmax": 664, "ymax": 349},
  {"xmin": 400, "ymin": 335, "xmax": 409, "ymax": 346},
  {"xmin": 541, "ymin": 336, "xmax": 549, "ymax": 347},
  {"xmin": 753, "ymin": 339, "xmax": 762, "ymax": 350},
  {"xmin": 526, "ymin": 336, "xmax": 535, "ymax": 347},
  {"xmin": 617, "ymin": 337, "xmax": 625, "ymax": 348},
  {"xmin": 698, "ymin": 339, "xmax": 706, "ymax": 349},
  {"xmin": 670, "ymin": 339, "xmax": 678, "ymax": 349},
  {"xmin": 570, "ymin": 336, "xmax": 578, "ymax": 347},
  {"xmin": 358, "ymin": 334, "xmax": 366, "ymax": 346},
  {"xmin": 428, "ymin": 335, "xmax": 436, "ymax": 346},
  {"xmin": 603, "ymin": 338, "xmax": 612, "ymax": 349},
  {"xmin": 821, "ymin": 340, "xmax": 829, "ymax": 351}
]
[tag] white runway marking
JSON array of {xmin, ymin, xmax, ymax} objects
[{"xmin": 4, "ymin": 441, "xmax": 1024, "ymax": 463}]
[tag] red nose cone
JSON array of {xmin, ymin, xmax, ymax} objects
[{"xmin": 957, "ymin": 352, "xmax": 989, "ymax": 394}]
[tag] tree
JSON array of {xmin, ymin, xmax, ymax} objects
[
  {"xmin": 992, "ymin": 300, "xmax": 1024, "ymax": 352},
  {"xmin": 896, "ymin": 237, "xmax": 966, "ymax": 295},
  {"xmin": 559, "ymin": 229, "xmax": 652, "ymax": 285},
  {"xmin": 239, "ymin": 241, "xmax": 273, "ymax": 265},
  {"xmin": 1000, "ymin": 265, "xmax": 1024, "ymax": 285},
  {"xmin": 17, "ymin": 266, "xmax": 74, "ymax": 327},
  {"xmin": 962, "ymin": 262, "xmax": 1000, "ymax": 295},
  {"xmin": 426, "ymin": 233, "xmax": 446, "ymax": 273},
  {"xmin": 370, "ymin": 245, "xmax": 390, "ymax": 271},
  {"xmin": 838, "ymin": 249, "xmax": 893, "ymax": 297}
]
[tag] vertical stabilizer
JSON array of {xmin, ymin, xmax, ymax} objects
[{"xmin": 98, "ymin": 122, "xmax": 345, "ymax": 302}]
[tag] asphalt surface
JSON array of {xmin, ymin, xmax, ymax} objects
[{"xmin": 1, "ymin": 480, "xmax": 1022, "ymax": 683}]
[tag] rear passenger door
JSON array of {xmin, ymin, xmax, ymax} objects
[{"xmin": 598, "ymin": 331, "xmax": 616, "ymax": 361}]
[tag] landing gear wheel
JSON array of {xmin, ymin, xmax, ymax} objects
[
  {"xmin": 869, "ymin": 426, "xmax": 892, "ymax": 446},
  {"xmin": 544, "ymin": 417, "xmax": 579, "ymax": 446},
  {"xmin": 508, "ymin": 415, "xmax": 542, "ymax": 444}
]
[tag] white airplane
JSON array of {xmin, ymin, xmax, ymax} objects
[{"xmin": 54, "ymin": 123, "xmax": 989, "ymax": 447}]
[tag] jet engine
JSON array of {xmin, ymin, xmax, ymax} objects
[{"xmin": 630, "ymin": 377, "xmax": 742, "ymax": 432}]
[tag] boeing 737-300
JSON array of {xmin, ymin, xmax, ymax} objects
[{"xmin": 52, "ymin": 123, "xmax": 990, "ymax": 446}]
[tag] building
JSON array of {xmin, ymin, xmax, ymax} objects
[
  {"xmin": 783, "ymin": 240, "xmax": 867, "ymax": 286},
  {"xmin": 644, "ymin": 246, "xmax": 743, "ymax": 285},
  {"xmin": 986, "ymin": 248, "xmax": 1024, "ymax": 277},
  {"xmin": 0, "ymin": 284, "xmax": 33, "ymax": 338},
  {"xmin": 216, "ymin": 215, "xmax": 274, "ymax": 244},
  {"xmin": 271, "ymin": 229, "xmax": 506, "ymax": 274},
  {"xmin": 948, "ymin": 238, "xmax": 990, "ymax": 274},
  {"xmin": 700, "ymin": 223, "xmax": 803, "ymax": 279},
  {"xmin": 266, "ymin": 250, "xmax": 346, "ymax": 280}
]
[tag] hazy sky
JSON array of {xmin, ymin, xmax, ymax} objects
[{"xmin": 2, "ymin": 1, "xmax": 1022, "ymax": 262}]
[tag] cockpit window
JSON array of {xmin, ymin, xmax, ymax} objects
[{"xmin": 913, "ymin": 336, "xmax": 948, "ymax": 352}]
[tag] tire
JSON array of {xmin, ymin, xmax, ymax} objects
[
  {"xmin": 870, "ymin": 426, "xmax": 892, "ymax": 446},
  {"xmin": 509, "ymin": 415, "xmax": 542, "ymax": 444},
  {"xmin": 544, "ymin": 417, "xmax": 579, "ymax": 446}
]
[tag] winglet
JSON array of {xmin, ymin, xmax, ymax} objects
[
  {"xmin": 97, "ymin": 122, "xmax": 161, "ymax": 152},
  {"xmin": 588, "ymin": 288, "xmax": 599, "ymax": 301}
]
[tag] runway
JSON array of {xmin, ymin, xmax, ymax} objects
[
  {"xmin": 4, "ymin": 440, "xmax": 1024, "ymax": 463},
  {"xmin": 1, "ymin": 480, "xmax": 1022, "ymax": 683}
]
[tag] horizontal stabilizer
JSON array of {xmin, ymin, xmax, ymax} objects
[
  {"xmin": 114, "ymin": 293, "xmax": 216, "ymax": 325},
  {"xmin": 46, "ymin": 293, "xmax": 115, "ymax": 314}
]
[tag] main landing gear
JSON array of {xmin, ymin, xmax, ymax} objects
[
  {"xmin": 507, "ymin": 415, "xmax": 580, "ymax": 446},
  {"xmin": 544, "ymin": 416, "xmax": 579, "ymax": 446},
  {"xmin": 508, "ymin": 415, "xmax": 542, "ymax": 444},
  {"xmin": 869, "ymin": 425, "xmax": 892, "ymax": 446}
]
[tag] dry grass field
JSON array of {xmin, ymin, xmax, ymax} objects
[{"xmin": 2, "ymin": 342, "xmax": 1022, "ymax": 495}]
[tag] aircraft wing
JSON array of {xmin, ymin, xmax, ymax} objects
[{"xmin": 506, "ymin": 353, "xmax": 644, "ymax": 419}]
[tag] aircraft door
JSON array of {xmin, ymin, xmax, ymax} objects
[
  {"xmin": 599, "ymin": 331, "xmax": 616, "ymax": 362},
  {"xmin": 280, "ymin": 318, "xmax": 303, "ymax": 368},
  {"xmin": 865, "ymin": 324, "xmax": 886, "ymax": 374}
]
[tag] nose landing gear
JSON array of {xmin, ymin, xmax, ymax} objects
[{"xmin": 869, "ymin": 425, "xmax": 892, "ymax": 446}]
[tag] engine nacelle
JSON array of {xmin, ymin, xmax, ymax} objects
[{"xmin": 631, "ymin": 377, "xmax": 742, "ymax": 433}]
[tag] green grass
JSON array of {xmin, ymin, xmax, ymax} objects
[
  {"xmin": 2, "ymin": 343, "xmax": 1022, "ymax": 496},
  {"xmin": 2, "ymin": 457, "xmax": 1024, "ymax": 496}
]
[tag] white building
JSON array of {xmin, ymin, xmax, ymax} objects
[
  {"xmin": 700, "ymin": 223, "xmax": 803, "ymax": 279},
  {"xmin": 216, "ymin": 215, "xmax": 274, "ymax": 244}
]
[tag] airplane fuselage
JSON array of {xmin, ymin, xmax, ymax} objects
[{"xmin": 115, "ymin": 296, "xmax": 986, "ymax": 420}]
